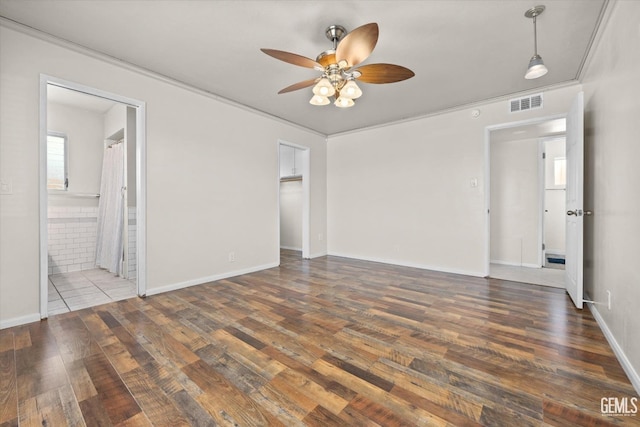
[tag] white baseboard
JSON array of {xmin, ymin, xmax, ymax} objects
[
  {"xmin": 145, "ymin": 262, "xmax": 279, "ymax": 297},
  {"xmin": 280, "ymin": 245, "xmax": 302, "ymax": 251},
  {"xmin": 490, "ymin": 259, "xmax": 541, "ymax": 269},
  {"xmin": 308, "ymin": 251, "xmax": 328, "ymax": 259},
  {"xmin": 588, "ymin": 302, "xmax": 640, "ymax": 395},
  {"xmin": 490, "ymin": 259, "xmax": 520, "ymax": 266},
  {"xmin": 522, "ymin": 262, "xmax": 542, "ymax": 269},
  {"xmin": 0, "ymin": 312, "xmax": 41, "ymax": 330},
  {"xmin": 545, "ymin": 250, "xmax": 565, "ymax": 256},
  {"xmin": 328, "ymin": 251, "xmax": 485, "ymax": 278}
]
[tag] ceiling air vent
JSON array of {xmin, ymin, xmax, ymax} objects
[{"xmin": 509, "ymin": 93, "xmax": 543, "ymax": 113}]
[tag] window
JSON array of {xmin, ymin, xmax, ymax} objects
[
  {"xmin": 47, "ymin": 132, "xmax": 68, "ymax": 190},
  {"xmin": 554, "ymin": 157, "xmax": 566, "ymax": 186}
]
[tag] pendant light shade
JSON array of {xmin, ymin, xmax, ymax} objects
[
  {"xmin": 340, "ymin": 80, "xmax": 363, "ymax": 99},
  {"xmin": 312, "ymin": 77, "xmax": 335, "ymax": 97},
  {"xmin": 524, "ymin": 6, "xmax": 548, "ymax": 80},
  {"xmin": 334, "ymin": 96, "xmax": 355, "ymax": 108},
  {"xmin": 525, "ymin": 54, "xmax": 548, "ymax": 79},
  {"xmin": 309, "ymin": 95, "xmax": 330, "ymax": 106}
]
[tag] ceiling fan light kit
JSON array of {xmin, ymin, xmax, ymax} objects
[
  {"xmin": 524, "ymin": 5, "xmax": 548, "ymax": 79},
  {"xmin": 261, "ymin": 22, "xmax": 414, "ymax": 108}
]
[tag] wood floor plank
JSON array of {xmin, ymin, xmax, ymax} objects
[
  {"xmin": 77, "ymin": 395, "xmax": 115, "ymax": 426},
  {"xmin": 182, "ymin": 359, "xmax": 277, "ymax": 426},
  {"xmin": 273, "ymin": 368, "xmax": 349, "ymax": 415},
  {"xmin": 2, "ymin": 250, "xmax": 638, "ymax": 425},
  {"xmin": 0, "ymin": 331, "xmax": 13, "ymax": 353},
  {"xmin": 82, "ymin": 352, "xmax": 142, "ymax": 425},
  {"xmin": 206, "ymin": 328, "xmax": 286, "ymax": 382},
  {"xmin": 0, "ymin": 349, "xmax": 17, "ymax": 426},
  {"xmin": 48, "ymin": 314, "xmax": 102, "ymax": 364},
  {"xmin": 252, "ymin": 383, "xmax": 312, "ymax": 422},
  {"xmin": 63, "ymin": 359, "xmax": 97, "ymax": 403},
  {"xmin": 119, "ymin": 367, "xmax": 191, "ymax": 427}
]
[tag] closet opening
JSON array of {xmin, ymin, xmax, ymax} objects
[{"xmin": 278, "ymin": 141, "xmax": 310, "ymax": 261}]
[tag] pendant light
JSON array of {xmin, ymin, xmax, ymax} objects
[
  {"xmin": 334, "ymin": 96, "xmax": 355, "ymax": 108},
  {"xmin": 524, "ymin": 5, "xmax": 548, "ymax": 79},
  {"xmin": 340, "ymin": 80, "xmax": 362, "ymax": 99}
]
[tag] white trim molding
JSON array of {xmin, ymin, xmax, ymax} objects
[
  {"xmin": 145, "ymin": 262, "xmax": 279, "ymax": 296},
  {"xmin": 328, "ymin": 251, "xmax": 485, "ymax": 278},
  {"xmin": 280, "ymin": 245, "xmax": 302, "ymax": 251},
  {"xmin": 0, "ymin": 313, "xmax": 41, "ymax": 330},
  {"xmin": 588, "ymin": 302, "xmax": 640, "ymax": 395}
]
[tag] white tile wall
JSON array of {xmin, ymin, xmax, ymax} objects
[
  {"xmin": 48, "ymin": 206, "xmax": 137, "ymax": 278},
  {"xmin": 47, "ymin": 206, "xmax": 97, "ymax": 274}
]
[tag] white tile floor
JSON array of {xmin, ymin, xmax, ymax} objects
[
  {"xmin": 48, "ymin": 268, "xmax": 137, "ymax": 315},
  {"xmin": 490, "ymin": 263, "xmax": 565, "ymax": 288}
]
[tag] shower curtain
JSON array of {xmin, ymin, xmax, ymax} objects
[{"xmin": 95, "ymin": 142, "xmax": 124, "ymax": 275}]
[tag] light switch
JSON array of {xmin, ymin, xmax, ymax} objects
[
  {"xmin": 0, "ymin": 179, "xmax": 12, "ymax": 195},
  {"xmin": 470, "ymin": 178, "xmax": 478, "ymax": 188}
]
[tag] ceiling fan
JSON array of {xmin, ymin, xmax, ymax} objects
[{"xmin": 261, "ymin": 23, "xmax": 415, "ymax": 108}]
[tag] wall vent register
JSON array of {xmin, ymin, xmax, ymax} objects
[{"xmin": 509, "ymin": 93, "xmax": 543, "ymax": 113}]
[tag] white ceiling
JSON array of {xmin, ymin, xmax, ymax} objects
[{"xmin": 0, "ymin": 0, "xmax": 607, "ymax": 135}]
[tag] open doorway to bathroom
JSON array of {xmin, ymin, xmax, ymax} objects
[{"xmin": 40, "ymin": 77, "xmax": 146, "ymax": 318}]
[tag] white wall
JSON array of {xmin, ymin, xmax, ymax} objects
[
  {"xmin": 0, "ymin": 24, "xmax": 326, "ymax": 326},
  {"xmin": 327, "ymin": 85, "xmax": 581, "ymax": 276},
  {"xmin": 279, "ymin": 180, "xmax": 302, "ymax": 250},
  {"xmin": 490, "ymin": 137, "xmax": 539, "ymax": 267},
  {"xmin": 104, "ymin": 103, "xmax": 126, "ymax": 140},
  {"xmin": 581, "ymin": 0, "xmax": 640, "ymax": 390},
  {"xmin": 47, "ymin": 102, "xmax": 104, "ymax": 207}
]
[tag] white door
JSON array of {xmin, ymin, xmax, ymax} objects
[{"xmin": 565, "ymin": 92, "xmax": 584, "ymax": 309}]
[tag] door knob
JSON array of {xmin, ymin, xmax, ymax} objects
[
  {"xmin": 584, "ymin": 210, "xmax": 593, "ymax": 216},
  {"xmin": 567, "ymin": 210, "xmax": 578, "ymax": 216}
]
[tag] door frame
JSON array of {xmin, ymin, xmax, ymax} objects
[
  {"xmin": 39, "ymin": 75, "xmax": 147, "ymax": 319},
  {"xmin": 484, "ymin": 113, "xmax": 566, "ymax": 276},
  {"xmin": 277, "ymin": 140, "xmax": 310, "ymax": 260}
]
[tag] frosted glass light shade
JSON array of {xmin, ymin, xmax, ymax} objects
[
  {"xmin": 525, "ymin": 55, "xmax": 548, "ymax": 79},
  {"xmin": 341, "ymin": 80, "xmax": 362, "ymax": 99},
  {"xmin": 312, "ymin": 78, "xmax": 335, "ymax": 96},
  {"xmin": 334, "ymin": 97, "xmax": 355, "ymax": 108},
  {"xmin": 309, "ymin": 95, "xmax": 330, "ymax": 106}
]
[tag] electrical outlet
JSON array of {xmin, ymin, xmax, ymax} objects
[
  {"xmin": 228, "ymin": 252, "xmax": 236, "ymax": 263},
  {"xmin": 607, "ymin": 290, "xmax": 611, "ymax": 310}
]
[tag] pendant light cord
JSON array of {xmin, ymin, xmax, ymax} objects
[{"xmin": 533, "ymin": 15, "xmax": 538, "ymax": 55}]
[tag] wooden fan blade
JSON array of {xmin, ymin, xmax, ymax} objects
[
  {"xmin": 278, "ymin": 78, "xmax": 319, "ymax": 94},
  {"xmin": 335, "ymin": 23, "xmax": 379, "ymax": 69},
  {"xmin": 355, "ymin": 63, "xmax": 415, "ymax": 84},
  {"xmin": 261, "ymin": 48, "xmax": 323, "ymax": 70}
]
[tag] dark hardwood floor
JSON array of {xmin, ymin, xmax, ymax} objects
[{"xmin": 1, "ymin": 250, "xmax": 638, "ymax": 426}]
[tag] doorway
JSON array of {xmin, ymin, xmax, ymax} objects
[
  {"xmin": 486, "ymin": 116, "xmax": 566, "ymax": 287},
  {"xmin": 278, "ymin": 141, "xmax": 310, "ymax": 260},
  {"xmin": 542, "ymin": 137, "xmax": 567, "ymax": 270},
  {"xmin": 39, "ymin": 76, "xmax": 146, "ymax": 318}
]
